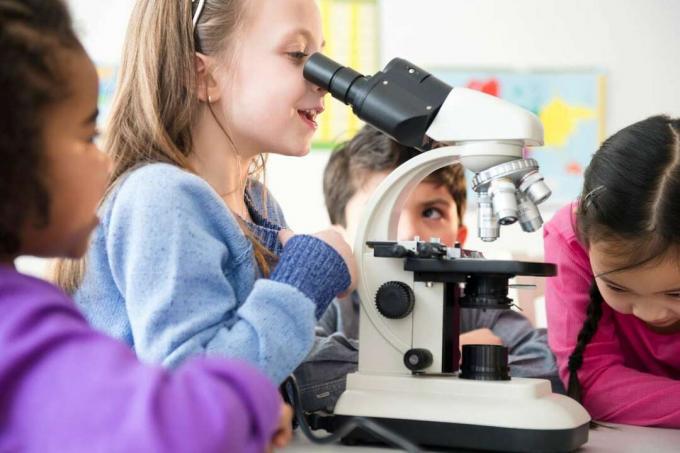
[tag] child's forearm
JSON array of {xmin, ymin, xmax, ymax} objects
[
  {"xmin": 132, "ymin": 278, "xmax": 319, "ymax": 385},
  {"xmin": 6, "ymin": 294, "xmax": 280, "ymax": 452},
  {"xmin": 578, "ymin": 363, "xmax": 680, "ymax": 427},
  {"xmin": 270, "ymin": 234, "xmax": 351, "ymax": 319}
]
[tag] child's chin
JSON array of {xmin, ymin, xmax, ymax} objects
[
  {"xmin": 278, "ymin": 144, "xmax": 312, "ymax": 157},
  {"xmin": 644, "ymin": 319, "xmax": 680, "ymax": 334},
  {"xmin": 65, "ymin": 222, "xmax": 98, "ymax": 259}
]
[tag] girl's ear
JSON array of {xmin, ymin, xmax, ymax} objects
[{"xmin": 194, "ymin": 52, "xmax": 221, "ymax": 103}]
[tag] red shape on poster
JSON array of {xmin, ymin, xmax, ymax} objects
[
  {"xmin": 466, "ymin": 78, "xmax": 500, "ymax": 97},
  {"xmin": 566, "ymin": 162, "xmax": 583, "ymax": 175}
]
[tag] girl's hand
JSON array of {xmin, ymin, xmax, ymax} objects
[
  {"xmin": 278, "ymin": 228, "xmax": 357, "ymax": 298},
  {"xmin": 267, "ymin": 403, "xmax": 294, "ymax": 452}
]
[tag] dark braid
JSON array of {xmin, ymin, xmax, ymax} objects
[
  {"xmin": 0, "ymin": 0, "xmax": 81, "ymax": 255},
  {"xmin": 567, "ymin": 281, "xmax": 604, "ymax": 403}
]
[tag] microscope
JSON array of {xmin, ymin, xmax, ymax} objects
[{"xmin": 303, "ymin": 54, "xmax": 590, "ymax": 452}]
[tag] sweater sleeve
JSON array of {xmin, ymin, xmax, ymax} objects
[
  {"xmin": 106, "ymin": 168, "xmax": 347, "ymax": 384},
  {"xmin": 544, "ymin": 213, "xmax": 680, "ymax": 427},
  {"xmin": 2, "ymin": 280, "xmax": 280, "ymax": 453},
  {"xmin": 270, "ymin": 235, "xmax": 350, "ymax": 319}
]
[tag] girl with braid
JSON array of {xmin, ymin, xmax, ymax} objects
[{"xmin": 544, "ymin": 115, "xmax": 680, "ymax": 427}]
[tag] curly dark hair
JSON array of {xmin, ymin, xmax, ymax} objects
[
  {"xmin": 0, "ymin": 0, "xmax": 82, "ymax": 255},
  {"xmin": 324, "ymin": 125, "xmax": 467, "ymax": 228}
]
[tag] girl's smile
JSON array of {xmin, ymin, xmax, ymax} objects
[{"xmin": 297, "ymin": 106, "xmax": 323, "ymax": 130}]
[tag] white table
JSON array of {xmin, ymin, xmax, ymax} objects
[{"xmin": 284, "ymin": 424, "xmax": 680, "ymax": 452}]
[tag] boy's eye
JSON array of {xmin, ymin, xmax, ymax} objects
[
  {"xmin": 422, "ymin": 207, "xmax": 443, "ymax": 220},
  {"xmin": 667, "ymin": 293, "xmax": 680, "ymax": 300}
]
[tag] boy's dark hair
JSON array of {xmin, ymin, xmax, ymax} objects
[
  {"xmin": 324, "ymin": 125, "xmax": 467, "ymax": 228},
  {"xmin": 569, "ymin": 115, "xmax": 680, "ymax": 403},
  {"xmin": 0, "ymin": 0, "xmax": 81, "ymax": 255}
]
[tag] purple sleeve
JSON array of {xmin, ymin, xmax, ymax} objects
[{"xmin": 1, "ymin": 279, "xmax": 281, "ymax": 453}]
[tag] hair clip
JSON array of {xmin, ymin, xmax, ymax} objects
[
  {"xmin": 192, "ymin": 0, "xmax": 206, "ymax": 29},
  {"xmin": 583, "ymin": 185, "xmax": 605, "ymax": 210}
]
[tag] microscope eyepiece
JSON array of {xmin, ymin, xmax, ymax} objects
[
  {"xmin": 303, "ymin": 53, "xmax": 341, "ymax": 91},
  {"xmin": 303, "ymin": 53, "xmax": 365, "ymax": 104},
  {"xmin": 303, "ymin": 53, "xmax": 451, "ymax": 150}
]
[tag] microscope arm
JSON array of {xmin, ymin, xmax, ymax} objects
[
  {"xmin": 426, "ymin": 87, "xmax": 543, "ymax": 172},
  {"xmin": 353, "ymin": 147, "xmax": 463, "ymax": 360}
]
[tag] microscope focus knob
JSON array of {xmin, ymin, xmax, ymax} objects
[
  {"xmin": 375, "ymin": 281, "xmax": 415, "ymax": 319},
  {"xmin": 403, "ymin": 348, "xmax": 433, "ymax": 371}
]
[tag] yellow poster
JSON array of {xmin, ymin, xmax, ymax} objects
[{"xmin": 315, "ymin": 0, "xmax": 380, "ymax": 148}]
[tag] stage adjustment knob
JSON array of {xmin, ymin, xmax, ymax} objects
[
  {"xmin": 403, "ymin": 348, "xmax": 433, "ymax": 371},
  {"xmin": 375, "ymin": 281, "xmax": 415, "ymax": 319}
]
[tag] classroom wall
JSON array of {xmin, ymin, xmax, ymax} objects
[{"xmin": 381, "ymin": 0, "xmax": 680, "ymax": 137}]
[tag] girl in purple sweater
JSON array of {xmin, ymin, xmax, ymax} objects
[{"xmin": 0, "ymin": 1, "xmax": 292, "ymax": 451}]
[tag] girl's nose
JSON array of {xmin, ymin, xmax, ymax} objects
[
  {"xmin": 307, "ymin": 79, "xmax": 327, "ymax": 96},
  {"xmin": 635, "ymin": 306, "xmax": 674, "ymax": 325}
]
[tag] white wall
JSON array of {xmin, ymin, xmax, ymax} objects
[
  {"xmin": 69, "ymin": 0, "xmax": 134, "ymax": 64},
  {"xmin": 379, "ymin": 0, "xmax": 680, "ymax": 135}
]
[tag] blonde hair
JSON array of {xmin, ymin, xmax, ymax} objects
[{"xmin": 53, "ymin": 0, "xmax": 275, "ymax": 294}]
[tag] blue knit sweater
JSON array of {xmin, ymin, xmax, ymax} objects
[{"xmin": 75, "ymin": 163, "xmax": 350, "ymax": 384}]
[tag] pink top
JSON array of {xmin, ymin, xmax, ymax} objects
[{"xmin": 544, "ymin": 203, "xmax": 680, "ymax": 427}]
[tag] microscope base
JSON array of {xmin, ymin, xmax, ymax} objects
[{"xmin": 332, "ymin": 372, "xmax": 590, "ymax": 452}]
